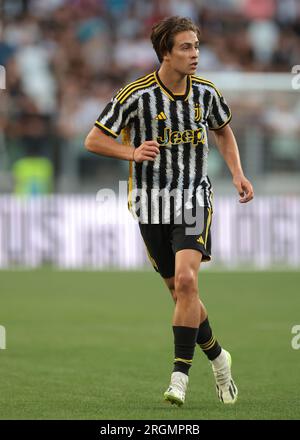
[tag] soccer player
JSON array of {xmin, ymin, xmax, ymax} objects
[{"xmin": 85, "ymin": 16, "xmax": 254, "ymax": 407}]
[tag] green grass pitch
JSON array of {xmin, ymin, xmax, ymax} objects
[{"xmin": 0, "ymin": 269, "xmax": 299, "ymax": 420}]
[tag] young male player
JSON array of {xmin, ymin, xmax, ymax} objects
[{"xmin": 85, "ymin": 16, "xmax": 254, "ymax": 407}]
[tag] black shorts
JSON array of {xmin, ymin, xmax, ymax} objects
[{"xmin": 138, "ymin": 207, "xmax": 212, "ymax": 279}]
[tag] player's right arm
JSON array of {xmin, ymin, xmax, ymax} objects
[{"xmin": 85, "ymin": 127, "xmax": 160, "ymax": 163}]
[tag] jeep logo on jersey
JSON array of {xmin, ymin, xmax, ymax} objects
[
  {"xmin": 194, "ymin": 104, "xmax": 202, "ymax": 122},
  {"xmin": 157, "ymin": 127, "xmax": 206, "ymax": 146}
]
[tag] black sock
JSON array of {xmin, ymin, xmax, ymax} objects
[
  {"xmin": 172, "ymin": 326, "xmax": 199, "ymax": 376},
  {"xmin": 197, "ymin": 317, "xmax": 222, "ymax": 361}
]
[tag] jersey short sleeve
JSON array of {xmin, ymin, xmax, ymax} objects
[
  {"xmin": 207, "ymin": 86, "xmax": 232, "ymax": 130},
  {"xmin": 94, "ymin": 96, "xmax": 125, "ymax": 138},
  {"xmin": 95, "ymin": 89, "xmax": 137, "ymax": 138}
]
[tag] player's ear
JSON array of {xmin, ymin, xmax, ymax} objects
[{"xmin": 162, "ymin": 51, "xmax": 171, "ymax": 62}]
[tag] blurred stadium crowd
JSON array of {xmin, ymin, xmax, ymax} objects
[{"xmin": 0, "ymin": 0, "xmax": 300, "ymax": 193}]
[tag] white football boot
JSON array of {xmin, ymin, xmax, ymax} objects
[
  {"xmin": 163, "ymin": 371, "xmax": 189, "ymax": 407},
  {"xmin": 211, "ymin": 349, "xmax": 238, "ymax": 404}
]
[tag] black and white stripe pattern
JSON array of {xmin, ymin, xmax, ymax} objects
[{"xmin": 95, "ymin": 73, "xmax": 231, "ymax": 223}]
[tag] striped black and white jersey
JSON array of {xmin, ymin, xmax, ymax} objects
[{"xmin": 95, "ymin": 71, "xmax": 231, "ymax": 223}]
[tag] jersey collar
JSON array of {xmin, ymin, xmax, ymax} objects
[{"xmin": 155, "ymin": 71, "xmax": 191, "ymax": 102}]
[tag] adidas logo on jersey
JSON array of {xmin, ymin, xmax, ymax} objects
[
  {"xmin": 154, "ymin": 112, "xmax": 167, "ymax": 120},
  {"xmin": 197, "ymin": 235, "xmax": 205, "ymax": 245}
]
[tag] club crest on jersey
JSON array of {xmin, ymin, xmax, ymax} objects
[
  {"xmin": 194, "ymin": 104, "xmax": 202, "ymax": 122},
  {"xmin": 157, "ymin": 127, "xmax": 206, "ymax": 147}
]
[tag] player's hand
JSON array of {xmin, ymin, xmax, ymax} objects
[
  {"xmin": 233, "ymin": 174, "xmax": 254, "ymax": 203},
  {"xmin": 133, "ymin": 141, "xmax": 160, "ymax": 163}
]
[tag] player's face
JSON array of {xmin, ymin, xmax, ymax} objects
[{"xmin": 165, "ymin": 31, "xmax": 199, "ymax": 75}]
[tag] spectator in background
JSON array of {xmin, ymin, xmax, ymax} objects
[
  {"xmin": 262, "ymin": 100, "xmax": 300, "ymax": 171},
  {"xmin": 12, "ymin": 150, "xmax": 54, "ymax": 195},
  {"xmin": 247, "ymin": 19, "xmax": 279, "ymax": 65}
]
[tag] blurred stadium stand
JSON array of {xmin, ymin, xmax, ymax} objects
[
  {"xmin": 0, "ymin": 0, "xmax": 299, "ymax": 268},
  {"xmin": 1, "ymin": 0, "xmax": 300, "ymax": 192}
]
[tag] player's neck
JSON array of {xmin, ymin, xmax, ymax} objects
[{"xmin": 157, "ymin": 65, "xmax": 187, "ymax": 95}]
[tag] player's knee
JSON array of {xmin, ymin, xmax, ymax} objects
[
  {"xmin": 164, "ymin": 278, "xmax": 177, "ymax": 302},
  {"xmin": 167, "ymin": 286, "xmax": 177, "ymax": 303},
  {"xmin": 175, "ymin": 270, "xmax": 197, "ymax": 295},
  {"xmin": 170, "ymin": 288, "xmax": 177, "ymax": 303}
]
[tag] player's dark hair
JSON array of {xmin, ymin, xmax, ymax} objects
[{"xmin": 151, "ymin": 16, "xmax": 201, "ymax": 63}]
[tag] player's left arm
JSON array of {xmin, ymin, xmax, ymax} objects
[{"xmin": 212, "ymin": 124, "xmax": 254, "ymax": 203}]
